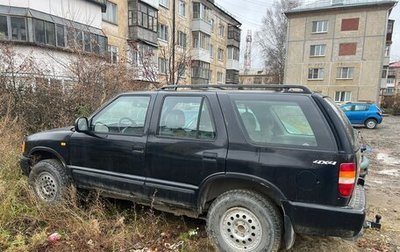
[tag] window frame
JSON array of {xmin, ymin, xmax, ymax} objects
[
  {"xmin": 158, "ymin": 23, "xmax": 168, "ymax": 41},
  {"xmin": 177, "ymin": 30, "xmax": 187, "ymax": 48},
  {"xmin": 308, "ymin": 68, "xmax": 324, "ymax": 80},
  {"xmin": 312, "ymin": 20, "xmax": 328, "ymax": 34},
  {"xmin": 159, "ymin": 0, "xmax": 170, "ymax": 8},
  {"xmin": 102, "ymin": 1, "xmax": 118, "ymax": 25},
  {"xmin": 335, "ymin": 91, "xmax": 352, "ymax": 102},
  {"xmin": 10, "ymin": 16, "xmax": 27, "ymax": 41},
  {"xmin": 336, "ymin": 67, "xmax": 354, "ymax": 79},
  {"xmin": 156, "ymin": 95, "xmax": 217, "ymax": 141},
  {"xmin": 310, "ymin": 44, "xmax": 326, "ymax": 57},
  {"xmin": 89, "ymin": 95, "xmax": 152, "ymax": 137},
  {"xmin": 178, "ymin": 0, "xmax": 186, "ymax": 17}
]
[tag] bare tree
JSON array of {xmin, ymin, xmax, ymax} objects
[{"xmin": 256, "ymin": 0, "xmax": 300, "ymax": 84}]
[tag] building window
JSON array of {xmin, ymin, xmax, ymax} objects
[
  {"xmin": 228, "ymin": 46, "xmax": 239, "ymax": 60},
  {"xmin": 133, "ymin": 43, "xmax": 155, "ymax": 65},
  {"xmin": 56, "ymin": 24, "xmax": 65, "ymax": 47},
  {"xmin": 219, "ymin": 24, "xmax": 225, "ymax": 37},
  {"xmin": 192, "ymin": 60, "xmax": 210, "ymax": 79},
  {"xmin": 339, "ymin": 43, "xmax": 357, "ymax": 56},
  {"xmin": 158, "ymin": 24, "xmax": 168, "ymax": 41},
  {"xmin": 210, "ymin": 44, "xmax": 214, "ymax": 58},
  {"xmin": 341, "ymin": 18, "xmax": 359, "ymax": 31},
  {"xmin": 210, "ymin": 18, "xmax": 215, "ymax": 33},
  {"xmin": 158, "ymin": 57, "xmax": 168, "ymax": 74},
  {"xmin": 217, "ymin": 71, "xmax": 224, "ymax": 83},
  {"xmin": 337, "ymin": 67, "xmax": 354, "ymax": 79},
  {"xmin": 310, "ymin": 44, "xmax": 326, "ymax": 57},
  {"xmin": 385, "ymin": 45, "xmax": 390, "ymax": 57},
  {"xmin": 0, "ymin": 15, "xmax": 8, "ymax": 39},
  {"xmin": 312, "ymin": 20, "xmax": 328, "ymax": 33},
  {"xmin": 10, "ymin": 17, "xmax": 27, "ymax": 41},
  {"xmin": 386, "ymin": 87, "xmax": 394, "ymax": 94},
  {"xmin": 192, "ymin": 31, "xmax": 210, "ymax": 50},
  {"xmin": 228, "ymin": 25, "xmax": 240, "ymax": 41},
  {"xmin": 335, "ymin": 91, "xmax": 352, "ymax": 102},
  {"xmin": 33, "ymin": 19, "xmax": 45, "ymax": 44},
  {"xmin": 160, "ymin": 0, "xmax": 169, "ymax": 8},
  {"xmin": 193, "ymin": 2, "xmax": 210, "ymax": 21},
  {"xmin": 108, "ymin": 45, "xmax": 118, "ymax": 64},
  {"xmin": 178, "ymin": 0, "xmax": 186, "ymax": 17},
  {"xmin": 177, "ymin": 31, "xmax": 187, "ymax": 48},
  {"xmin": 178, "ymin": 63, "xmax": 186, "ymax": 77},
  {"xmin": 103, "ymin": 1, "xmax": 117, "ymax": 24},
  {"xmin": 382, "ymin": 66, "xmax": 388, "ymax": 78},
  {"xmin": 218, "ymin": 48, "xmax": 224, "ymax": 61},
  {"xmin": 308, "ymin": 68, "xmax": 324, "ymax": 80},
  {"xmin": 138, "ymin": 3, "xmax": 158, "ymax": 32}
]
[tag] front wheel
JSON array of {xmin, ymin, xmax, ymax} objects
[
  {"xmin": 207, "ymin": 190, "xmax": 282, "ymax": 252},
  {"xmin": 365, "ymin": 118, "xmax": 377, "ymax": 129},
  {"xmin": 29, "ymin": 159, "xmax": 70, "ymax": 202}
]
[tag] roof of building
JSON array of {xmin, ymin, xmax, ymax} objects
[
  {"xmin": 207, "ymin": 0, "xmax": 242, "ymax": 26},
  {"xmin": 285, "ymin": 0, "xmax": 397, "ymax": 15},
  {"xmin": 390, "ymin": 61, "xmax": 400, "ymax": 68}
]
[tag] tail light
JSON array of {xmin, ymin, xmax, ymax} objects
[{"xmin": 338, "ymin": 163, "xmax": 356, "ymax": 197}]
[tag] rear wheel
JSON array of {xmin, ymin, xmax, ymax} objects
[
  {"xmin": 365, "ymin": 118, "xmax": 377, "ymax": 129},
  {"xmin": 207, "ymin": 190, "xmax": 282, "ymax": 252}
]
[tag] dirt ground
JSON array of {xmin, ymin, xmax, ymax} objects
[{"xmin": 288, "ymin": 115, "xmax": 400, "ymax": 252}]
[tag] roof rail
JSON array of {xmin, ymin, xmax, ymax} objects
[{"xmin": 159, "ymin": 84, "xmax": 312, "ymax": 94}]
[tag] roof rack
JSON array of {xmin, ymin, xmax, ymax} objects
[{"xmin": 159, "ymin": 84, "xmax": 312, "ymax": 94}]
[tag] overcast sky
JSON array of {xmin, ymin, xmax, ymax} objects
[{"xmin": 216, "ymin": 0, "xmax": 400, "ymax": 68}]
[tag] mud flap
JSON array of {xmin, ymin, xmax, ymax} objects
[{"xmin": 284, "ymin": 215, "xmax": 296, "ymax": 250}]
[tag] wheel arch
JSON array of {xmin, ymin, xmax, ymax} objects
[
  {"xmin": 197, "ymin": 173, "xmax": 286, "ymax": 214},
  {"xmin": 29, "ymin": 147, "xmax": 67, "ymax": 168}
]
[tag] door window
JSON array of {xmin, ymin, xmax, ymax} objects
[
  {"xmin": 234, "ymin": 100, "xmax": 317, "ymax": 147},
  {"xmin": 158, "ymin": 96, "xmax": 216, "ymax": 140},
  {"xmin": 91, "ymin": 96, "xmax": 150, "ymax": 135}
]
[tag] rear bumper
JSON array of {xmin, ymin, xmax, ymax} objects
[
  {"xmin": 282, "ymin": 185, "xmax": 366, "ymax": 238},
  {"xmin": 20, "ymin": 155, "xmax": 31, "ymax": 176}
]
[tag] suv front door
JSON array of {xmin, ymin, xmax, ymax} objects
[
  {"xmin": 145, "ymin": 93, "xmax": 228, "ymax": 209},
  {"xmin": 69, "ymin": 94, "xmax": 153, "ymax": 198}
]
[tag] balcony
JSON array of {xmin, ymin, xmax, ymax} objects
[
  {"xmin": 191, "ymin": 48, "xmax": 211, "ymax": 62},
  {"xmin": 192, "ymin": 19, "xmax": 212, "ymax": 35},
  {"xmin": 226, "ymin": 59, "xmax": 240, "ymax": 70},
  {"xmin": 228, "ymin": 25, "xmax": 241, "ymax": 47},
  {"xmin": 128, "ymin": 26, "xmax": 158, "ymax": 46}
]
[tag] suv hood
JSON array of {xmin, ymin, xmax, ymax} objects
[{"xmin": 27, "ymin": 127, "xmax": 74, "ymax": 142}]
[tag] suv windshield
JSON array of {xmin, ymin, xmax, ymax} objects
[{"xmin": 324, "ymin": 97, "xmax": 360, "ymax": 150}]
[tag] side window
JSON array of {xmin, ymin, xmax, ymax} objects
[
  {"xmin": 91, "ymin": 96, "xmax": 150, "ymax": 135},
  {"xmin": 234, "ymin": 100, "xmax": 317, "ymax": 147},
  {"xmin": 354, "ymin": 105, "xmax": 368, "ymax": 111},
  {"xmin": 158, "ymin": 96, "xmax": 216, "ymax": 139},
  {"xmin": 341, "ymin": 105, "xmax": 352, "ymax": 112}
]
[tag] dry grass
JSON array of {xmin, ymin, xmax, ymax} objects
[{"xmin": 0, "ymin": 116, "xmax": 214, "ymax": 252}]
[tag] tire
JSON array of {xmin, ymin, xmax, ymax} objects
[
  {"xmin": 29, "ymin": 159, "xmax": 70, "ymax": 202},
  {"xmin": 207, "ymin": 190, "xmax": 282, "ymax": 252},
  {"xmin": 364, "ymin": 118, "xmax": 377, "ymax": 129}
]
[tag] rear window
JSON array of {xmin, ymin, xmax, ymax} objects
[
  {"xmin": 325, "ymin": 97, "xmax": 359, "ymax": 149},
  {"xmin": 231, "ymin": 95, "xmax": 336, "ymax": 150}
]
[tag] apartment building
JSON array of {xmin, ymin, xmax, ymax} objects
[
  {"xmin": 0, "ymin": 0, "xmax": 107, "ymax": 80},
  {"xmin": 101, "ymin": 0, "xmax": 241, "ymax": 84},
  {"xmin": 383, "ymin": 61, "xmax": 400, "ymax": 95},
  {"xmin": 284, "ymin": 0, "xmax": 397, "ymax": 103}
]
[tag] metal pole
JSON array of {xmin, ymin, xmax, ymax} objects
[{"xmin": 171, "ymin": 0, "xmax": 176, "ymax": 84}]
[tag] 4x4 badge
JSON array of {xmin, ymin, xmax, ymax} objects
[{"xmin": 313, "ymin": 160, "xmax": 337, "ymax": 165}]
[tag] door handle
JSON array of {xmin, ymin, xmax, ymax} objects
[
  {"xmin": 132, "ymin": 145, "xmax": 144, "ymax": 154},
  {"xmin": 203, "ymin": 152, "xmax": 217, "ymax": 160}
]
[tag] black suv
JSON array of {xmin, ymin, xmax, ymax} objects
[{"xmin": 20, "ymin": 85, "xmax": 366, "ymax": 251}]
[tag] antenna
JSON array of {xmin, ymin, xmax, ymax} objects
[{"xmin": 244, "ymin": 30, "xmax": 252, "ymax": 74}]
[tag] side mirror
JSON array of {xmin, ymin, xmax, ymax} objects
[{"xmin": 75, "ymin": 117, "xmax": 89, "ymax": 133}]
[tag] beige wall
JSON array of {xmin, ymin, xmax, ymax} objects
[
  {"xmin": 102, "ymin": 0, "xmax": 129, "ymax": 62},
  {"xmin": 285, "ymin": 6, "xmax": 392, "ymax": 103}
]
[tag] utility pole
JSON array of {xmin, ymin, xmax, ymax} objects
[{"xmin": 171, "ymin": 0, "xmax": 176, "ymax": 84}]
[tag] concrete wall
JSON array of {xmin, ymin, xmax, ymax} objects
[{"xmin": 285, "ymin": 6, "xmax": 392, "ymax": 103}]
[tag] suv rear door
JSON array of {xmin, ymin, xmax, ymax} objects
[
  {"xmin": 145, "ymin": 92, "xmax": 228, "ymax": 208},
  {"xmin": 222, "ymin": 93, "xmax": 342, "ymax": 205}
]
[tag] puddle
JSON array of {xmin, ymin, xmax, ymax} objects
[
  {"xmin": 376, "ymin": 153, "xmax": 400, "ymax": 166},
  {"xmin": 377, "ymin": 169, "xmax": 400, "ymax": 177}
]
